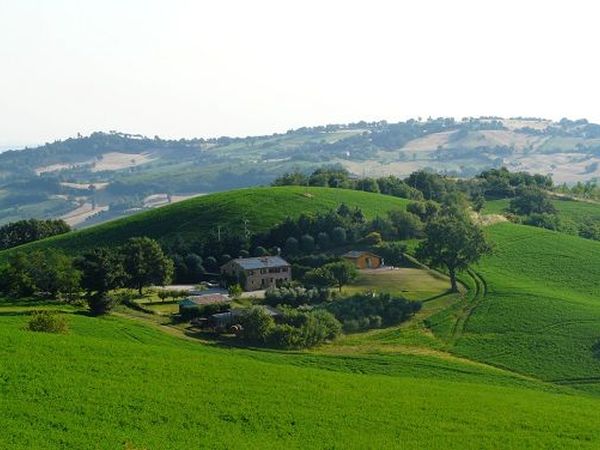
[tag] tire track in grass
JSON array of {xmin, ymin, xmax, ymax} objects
[{"xmin": 449, "ymin": 270, "xmax": 487, "ymax": 343}]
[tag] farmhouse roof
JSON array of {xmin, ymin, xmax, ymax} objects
[
  {"xmin": 179, "ymin": 294, "xmax": 229, "ymax": 308},
  {"xmin": 343, "ymin": 250, "xmax": 380, "ymax": 259},
  {"xmin": 228, "ymin": 256, "xmax": 290, "ymax": 270}
]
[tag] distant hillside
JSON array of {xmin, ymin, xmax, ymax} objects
[
  {"xmin": 4, "ymin": 116, "xmax": 600, "ymax": 226},
  {"xmin": 0, "ymin": 186, "xmax": 409, "ymax": 258}
]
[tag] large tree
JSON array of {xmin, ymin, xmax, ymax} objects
[
  {"xmin": 75, "ymin": 248, "xmax": 126, "ymax": 314},
  {"xmin": 416, "ymin": 215, "xmax": 492, "ymax": 292},
  {"xmin": 509, "ymin": 186, "xmax": 557, "ymax": 216},
  {"xmin": 323, "ymin": 261, "xmax": 358, "ymax": 292},
  {"xmin": 121, "ymin": 237, "xmax": 174, "ymax": 295}
]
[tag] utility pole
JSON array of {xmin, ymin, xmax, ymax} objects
[{"xmin": 243, "ymin": 218, "xmax": 250, "ymax": 240}]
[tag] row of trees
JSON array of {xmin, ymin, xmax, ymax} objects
[
  {"xmin": 0, "ymin": 218, "xmax": 71, "ymax": 251},
  {"xmin": 0, "ymin": 237, "xmax": 174, "ymax": 314}
]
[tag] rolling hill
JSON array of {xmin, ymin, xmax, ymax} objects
[
  {"xmin": 3, "ymin": 186, "xmax": 600, "ymax": 447},
  {"xmin": 4, "ymin": 116, "xmax": 600, "ymax": 227},
  {"xmin": 0, "ymin": 186, "xmax": 410, "ymax": 258}
]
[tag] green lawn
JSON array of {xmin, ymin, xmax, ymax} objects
[{"xmin": 342, "ymin": 268, "xmax": 451, "ymax": 300}]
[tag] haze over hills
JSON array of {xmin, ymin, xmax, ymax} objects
[{"xmin": 3, "ymin": 116, "xmax": 600, "ymax": 228}]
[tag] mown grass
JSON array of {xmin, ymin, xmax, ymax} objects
[
  {"xmin": 342, "ymin": 267, "xmax": 450, "ymax": 300},
  {"xmin": 0, "ymin": 186, "xmax": 410, "ymax": 258},
  {"xmin": 450, "ymin": 223, "xmax": 600, "ymax": 388},
  {"xmin": 2, "ymin": 309, "xmax": 600, "ymax": 449}
]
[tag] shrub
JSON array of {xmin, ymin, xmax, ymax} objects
[
  {"xmin": 238, "ymin": 306, "xmax": 275, "ymax": 343},
  {"xmin": 324, "ymin": 292, "xmax": 421, "ymax": 331},
  {"xmin": 228, "ymin": 284, "xmax": 243, "ymax": 299},
  {"xmin": 362, "ymin": 231, "xmax": 383, "ymax": 245},
  {"xmin": 264, "ymin": 286, "xmax": 331, "ymax": 307},
  {"xmin": 267, "ymin": 308, "xmax": 341, "ymax": 349},
  {"xmin": 27, "ymin": 310, "xmax": 69, "ymax": 334},
  {"xmin": 87, "ymin": 292, "xmax": 118, "ymax": 315}
]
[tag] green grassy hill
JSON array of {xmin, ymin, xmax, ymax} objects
[
  {"xmin": 484, "ymin": 196, "xmax": 600, "ymax": 227},
  {"xmin": 4, "ymin": 188, "xmax": 600, "ymax": 447},
  {"xmin": 429, "ymin": 222, "xmax": 600, "ymax": 393},
  {"xmin": 2, "ymin": 305, "xmax": 600, "ymax": 449},
  {"xmin": 0, "ymin": 186, "xmax": 410, "ymax": 257}
]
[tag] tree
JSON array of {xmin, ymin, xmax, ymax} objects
[
  {"xmin": 356, "ymin": 178, "xmax": 380, "ymax": 193},
  {"xmin": 387, "ymin": 210, "xmax": 423, "ymax": 239},
  {"xmin": 284, "ymin": 237, "xmax": 299, "ymax": 255},
  {"xmin": 239, "ymin": 306, "xmax": 275, "ymax": 343},
  {"xmin": 331, "ymin": 227, "xmax": 347, "ymax": 246},
  {"xmin": 1, "ymin": 252, "xmax": 36, "ymax": 297},
  {"xmin": 121, "ymin": 237, "xmax": 174, "ymax": 295},
  {"xmin": 322, "ymin": 261, "xmax": 358, "ymax": 292},
  {"xmin": 316, "ymin": 232, "xmax": 330, "ymax": 249},
  {"xmin": 75, "ymin": 248, "xmax": 126, "ymax": 314},
  {"xmin": 28, "ymin": 250, "xmax": 81, "ymax": 300},
  {"xmin": 509, "ymin": 187, "xmax": 557, "ymax": 216},
  {"xmin": 300, "ymin": 234, "xmax": 315, "ymax": 253},
  {"xmin": 303, "ymin": 267, "xmax": 335, "ymax": 289},
  {"xmin": 253, "ymin": 246, "xmax": 268, "ymax": 257},
  {"xmin": 0, "ymin": 219, "xmax": 71, "ymax": 251},
  {"xmin": 416, "ymin": 215, "xmax": 492, "ymax": 292}
]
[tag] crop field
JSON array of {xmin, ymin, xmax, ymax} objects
[
  {"xmin": 2, "ymin": 303, "xmax": 600, "ymax": 449},
  {"xmin": 448, "ymin": 223, "xmax": 600, "ymax": 390},
  {"xmin": 0, "ymin": 186, "xmax": 410, "ymax": 258}
]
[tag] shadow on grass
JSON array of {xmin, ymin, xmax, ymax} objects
[{"xmin": 421, "ymin": 290, "xmax": 454, "ymax": 303}]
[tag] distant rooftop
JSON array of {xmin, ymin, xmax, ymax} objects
[
  {"xmin": 343, "ymin": 250, "xmax": 380, "ymax": 258},
  {"xmin": 229, "ymin": 256, "xmax": 290, "ymax": 270}
]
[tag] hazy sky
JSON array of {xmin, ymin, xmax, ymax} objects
[{"xmin": 2, "ymin": 0, "xmax": 600, "ymax": 148}]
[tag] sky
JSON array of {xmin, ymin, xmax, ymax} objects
[{"xmin": 2, "ymin": 0, "xmax": 600, "ymax": 148}]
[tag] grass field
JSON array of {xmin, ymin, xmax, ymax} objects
[
  {"xmin": 2, "ymin": 304, "xmax": 600, "ymax": 449},
  {"xmin": 4, "ymin": 188, "xmax": 600, "ymax": 447},
  {"xmin": 449, "ymin": 223, "xmax": 600, "ymax": 391},
  {"xmin": 342, "ymin": 267, "xmax": 451, "ymax": 300},
  {"xmin": 484, "ymin": 196, "xmax": 600, "ymax": 227},
  {"xmin": 0, "ymin": 186, "xmax": 410, "ymax": 258}
]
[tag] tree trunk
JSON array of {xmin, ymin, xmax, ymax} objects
[
  {"xmin": 449, "ymin": 267, "xmax": 458, "ymax": 292},
  {"xmin": 138, "ymin": 285, "xmax": 143, "ymax": 296}
]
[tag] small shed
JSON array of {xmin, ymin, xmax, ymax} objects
[
  {"xmin": 342, "ymin": 250, "xmax": 383, "ymax": 269},
  {"xmin": 178, "ymin": 293, "xmax": 229, "ymax": 314},
  {"xmin": 209, "ymin": 305, "xmax": 282, "ymax": 331}
]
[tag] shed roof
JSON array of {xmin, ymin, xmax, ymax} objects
[
  {"xmin": 227, "ymin": 256, "xmax": 290, "ymax": 270},
  {"xmin": 343, "ymin": 250, "xmax": 380, "ymax": 259},
  {"xmin": 179, "ymin": 294, "xmax": 229, "ymax": 307}
]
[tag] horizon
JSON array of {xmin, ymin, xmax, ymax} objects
[
  {"xmin": 0, "ymin": 114, "xmax": 590, "ymax": 153},
  {"xmin": 3, "ymin": 0, "xmax": 600, "ymax": 146}
]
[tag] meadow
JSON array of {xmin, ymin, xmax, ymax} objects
[
  {"xmin": 2, "ymin": 304, "xmax": 600, "ymax": 449},
  {"xmin": 451, "ymin": 223, "xmax": 600, "ymax": 391},
  {"xmin": 4, "ymin": 188, "xmax": 600, "ymax": 448}
]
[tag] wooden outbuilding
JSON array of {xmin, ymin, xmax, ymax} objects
[{"xmin": 342, "ymin": 250, "xmax": 383, "ymax": 269}]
